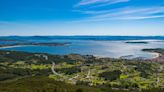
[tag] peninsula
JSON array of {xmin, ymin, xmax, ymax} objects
[{"xmin": 0, "ymin": 42, "xmax": 70, "ymax": 48}]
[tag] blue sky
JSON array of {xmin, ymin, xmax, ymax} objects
[{"xmin": 0, "ymin": 0, "xmax": 164, "ymax": 36}]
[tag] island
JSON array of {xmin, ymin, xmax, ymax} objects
[
  {"xmin": 125, "ymin": 41, "xmax": 149, "ymax": 44},
  {"xmin": 0, "ymin": 50, "xmax": 163, "ymax": 92}
]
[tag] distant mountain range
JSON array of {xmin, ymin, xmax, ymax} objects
[{"xmin": 0, "ymin": 36, "xmax": 164, "ymax": 41}]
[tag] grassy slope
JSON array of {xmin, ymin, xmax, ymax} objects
[{"xmin": 0, "ymin": 76, "xmax": 128, "ymax": 92}]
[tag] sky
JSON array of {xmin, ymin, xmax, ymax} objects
[{"xmin": 0, "ymin": 0, "xmax": 164, "ymax": 36}]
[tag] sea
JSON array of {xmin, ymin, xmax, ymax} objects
[{"xmin": 0, "ymin": 36, "xmax": 164, "ymax": 59}]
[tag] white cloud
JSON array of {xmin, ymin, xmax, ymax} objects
[
  {"xmin": 90, "ymin": 0, "xmax": 130, "ymax": 8},
  {"xmin": 73, "ymin": 7, "xmax": 130, "ymax": 15},
  {"xmin": 73, "ymin": 6, "xmax": 164, "ymax": 22},
  {"xmin": 75, "ymin": 0, "xmax": 129, "ymax": 7},
  {"xmin": 91, "ymin": 6, "xmax": 164, "ymax": 19},
  {"xmin": 73, "ymin": 0, "xmax": 164, "ymax": 21}
]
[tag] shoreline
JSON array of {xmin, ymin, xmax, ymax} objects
[
  {"xmin": 142, "ymin": 48, "xmax": 164, "ymax": 62},
  {"xmin": 0, "ymin": 42, "xmax": 69, "ymax": 49},
  {"xmin": 149, "ymin": 52, "xmax": 160, "ymax": 60},
  {"xmin": 0, "ymin": 45, "xmax": 33, "ymax": 49}
]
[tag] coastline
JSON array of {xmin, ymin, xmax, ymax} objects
[
  {"xmin": 142, "ymin": 48, "xmax": 164, "ymax": 62},
  {"xmin": 150, "ymin": 52, "xmax": 160, "ymax": 59},
  {"xmin": 0, "ymin": 42, "xmax": 69, "ymax": 49},
  {"xmin": 0, "ymin": 45, "xmax": 33, "ymax": 49}
]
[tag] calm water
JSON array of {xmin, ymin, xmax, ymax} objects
[{"xmin": 0, "ymin": 39, "xmax": 164, "ymax": 59}]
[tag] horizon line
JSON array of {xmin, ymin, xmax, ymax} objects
[{"xmin": 1, "ymin": 35, "xmax": 164, "ymax": 37}]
